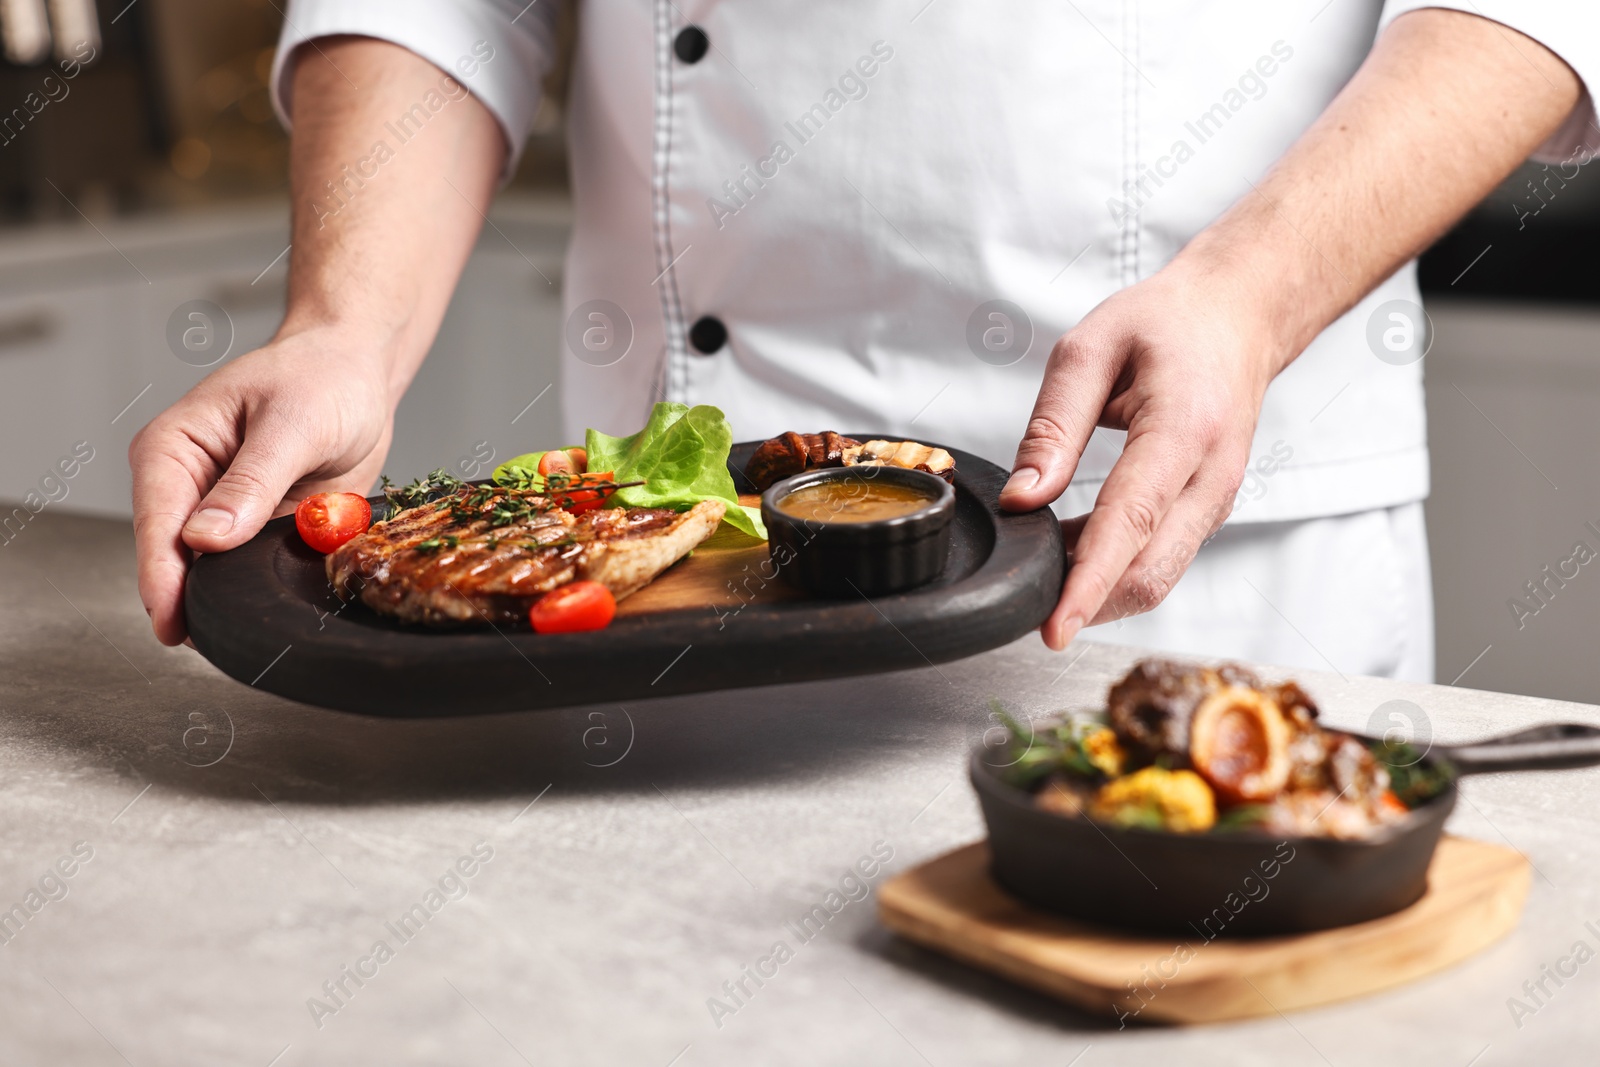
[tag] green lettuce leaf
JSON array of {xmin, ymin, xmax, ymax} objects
[{"xmin": 494, "ymin": 403, "xmax": 765, "ymax": 540}]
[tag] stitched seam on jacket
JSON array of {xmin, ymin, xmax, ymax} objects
[
  {"xmin": 650, "ymin": 0, "xmax": 688, "ymax": 398},
  {"xmin": 1119, "ymin": 0, "xmax": 1141, "ymax": 286},
  {"xmin": 1131, "ymin": 0, "xmax": 1141, "ymax": 281}
]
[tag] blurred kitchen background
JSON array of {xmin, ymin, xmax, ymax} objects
[{"xmin": 1, "ymin": 1, "xmax": 1596, "ymax": 705}]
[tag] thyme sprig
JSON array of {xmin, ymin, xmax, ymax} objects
[
  {"xmin": 384, "ymin": 466, "xmax": 646, "ymax": 560},
  {"xmin": 380, "ymin": 469, "xmax": 467, "ymax": 515},
  {"xmin": 413, "ymin": 534, "xmax": 460, "ymax": 553},
  {"xmin": 382, "ymin": 468, "xmax": 646, "ymax": 528},
  {"xmin": 452, "ymin": 476, "xmax": 647, "ymax": 528},
  {"xmin": 492, "ymin": 465, "xmax": 647, "ymax": 499}
]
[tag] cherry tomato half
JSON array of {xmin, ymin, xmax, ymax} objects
[
  {"xmin": 557, "ymin": 470, "xmax": 616, "ymax": 515},
  {"xmin": 294, "ymin": 492, "xmax": 372, "ymax": 554},
  {"xmin": 536, "ymin": 447, "xmax": 588, "ymax": 477},
  {"xmin": 529, "ymin": 580, "xmax": 616, "ymax": 633}
]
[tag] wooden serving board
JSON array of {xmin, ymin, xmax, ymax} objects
[
  {"xmin": 878, "ymin": 836, "xmax": 1529, "ymax": 1025},
  {"xmin": 613, "ymin": 495, "xmax": 802, "ymax": 617},
  {"xmin": 185, "ymin": 440, "xmax": 1065, "ymax": 716}
]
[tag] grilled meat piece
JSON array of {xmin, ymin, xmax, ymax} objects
[
  {"xmin": 1107, "ymin": 659, "xmax": 1272, "ymax": 763},
  {"xmin": 1252, "ymin": 787, "xmax": 1401, "ymax": 840},
  {"xmin": 842, "ymin": 439, "xmax": 956, "ymax": 482},
  {"xmin": 744, "ymin": 432, "xmax": 959, "ymax": 490},
  {"xmin": 745, "ymin": 431, "xmax": 860, "ymax": 491},
  {"xmin": 1246, "ymin": 728, "xmax": 1402, "ymax": 839},
  {"xmin": 326, "ymin": 487, "xmax": 724, "ymax": 626},
  {"xmin": 1107, "ymin": 659, "xmax": 1226, "ymax": 762},
  {"xmin": 1216, "ymin": 663, "xmax": 1264, "ymax": 690},
  {"xmin": 1255, "ymin": 735, "xmax": 1403, "ymax": 839},
  {"xmin": 1188, "ymin": 686, "xmax": 1292, "ymax": 804},
  {"xmin": 1269, "ymin": 680, "xmax": 1319, "ymax": 723}
]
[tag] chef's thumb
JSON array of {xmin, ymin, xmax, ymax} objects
[{"xmin": 182, "ymin": 434, "xmax": 306, "ymax": 552}]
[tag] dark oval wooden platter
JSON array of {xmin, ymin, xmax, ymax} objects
[{"xmin": 186, "ymin": 440, "xmax": 1064, "ymax": 717}]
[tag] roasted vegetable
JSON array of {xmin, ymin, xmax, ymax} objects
[
  {"xmin": 1089, "ymin": 767, "xmax": 1217, "ymax": 833},
  {"xmin": 1081, "ymin": 726, "xmax": 1127, "ymax": 778}
]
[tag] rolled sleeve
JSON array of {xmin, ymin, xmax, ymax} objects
[
  {"xmin": 1379, "ymin": 1, "xmax": 1600, "ymax": 163},
  {"xmin": 270, "ymin": 0, "xmax": 562, "ymax": 181}
]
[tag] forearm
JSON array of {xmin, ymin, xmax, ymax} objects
[
  {"xmin": 278, "ymin": 36, "xmax": 507, "ymax": 401},
  {"xmin": 1178, "ymin": 8, "xmax": 1582, "ymax": 367}
]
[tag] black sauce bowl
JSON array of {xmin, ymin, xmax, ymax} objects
[{"xmin": 760, "ymin": 466, "xmax": 955, "ymax": 598}]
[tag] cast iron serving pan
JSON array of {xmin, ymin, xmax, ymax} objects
[{"xmin": 972, "ymin": 722, "xmax": 1600, "ymax": 936}]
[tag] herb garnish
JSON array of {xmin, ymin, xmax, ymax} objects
[
  {"xmin": 384, "ymin": 466, "xmax": 647, "ymax": 558},
  {"xmin": 381, "ymin": 469, "xmax": 466, "ymax": 515},
  {"xmin": 988, "ymin": 701, "xmax": 1110, "ymax": 790},
  {"xmin": 1370, "ymin": 740, "xmax": 1456, "ymax": 809}
]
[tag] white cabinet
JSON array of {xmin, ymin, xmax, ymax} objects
[
  {"xmin": 0, "ymin": 195, "xmax": 570, "ymax": 520},
  {"xmin": 0, "ymin": 279, "xmax": 140, "ymax": 524},
  {"xmin": 387, "ymin": 229, "xmax": 567, "ymax": 485}
]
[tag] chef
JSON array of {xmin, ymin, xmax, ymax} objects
[{"xmin": 131, "ymin": 1, "xmax": 1597, "ymax": 682}]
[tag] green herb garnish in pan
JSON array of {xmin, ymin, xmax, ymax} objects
[{"xmin": 1370, "ymin": 739, "xmax": 1457, "ymax": 809}]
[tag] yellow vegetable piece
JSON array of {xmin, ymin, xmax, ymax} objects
[
  {"xmin": 1081, "ymin": 726, "xmax": 1127, "ymax": 778},
  {"xmin": 1090, "ymin": 766, "xmax": 1217, "ymax": 833}
]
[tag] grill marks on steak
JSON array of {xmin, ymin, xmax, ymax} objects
[{"xmin": 325, "ymin": 488, "xmax": 725, "ymax": 627}]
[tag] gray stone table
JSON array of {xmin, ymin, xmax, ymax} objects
[{"xmin": 3, "ymin": 512, "xmax": 1598, "ymax": 1065}]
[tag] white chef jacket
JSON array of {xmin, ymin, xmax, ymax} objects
[{"xmin": 272, "ymin": 0, "xmax": 1599, "ymax": 526}]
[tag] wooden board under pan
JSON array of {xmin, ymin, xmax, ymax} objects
[{"xmin": 877, "ymin": 836, "xmax": 1529, "ymax": 1025}]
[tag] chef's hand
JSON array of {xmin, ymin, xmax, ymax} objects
[
  {"xmin": 999, "ymin": 262, "xmax": 1275, "ymax": 650},
  {"xmin": 130, "ymin": 36, "xmax": 506, "ymax": 645},
  {"xmin": 130, "ymin": 331, "xmax": 395, "ymax": 645},
  {"xmin": 998, "ymin": 8, "xmax": 1581, "ymax": 652}
]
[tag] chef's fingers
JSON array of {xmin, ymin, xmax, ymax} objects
[
  {"xmin": 129, "ymin": 427, "xmax": 211, "ymax": 646},
  {"xmin": 999, "ymin": 334, "xmax": 1118, "ymax": 511},
  {"xmin": 1056, "ymin": 512, "xmax": 1089, "ymax": 558},
  {"xmin": 180, "ymin": 424, "xmax": 313, "ymax": 555},
  {"xmin": 1040, "ymin": 428, "xmax": 1197, "ymax": 649},
  {"xmin": 1090, "ymin": 465, "xmax": 1240, "ymax": 625}
]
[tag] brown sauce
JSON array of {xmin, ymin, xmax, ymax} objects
[{"xmin": 777, "ymin": 480, "xmax": 933, "ymax": 524}]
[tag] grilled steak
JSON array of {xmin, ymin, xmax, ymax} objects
[{"xmin": 326, "ymin": 487, "xmax": 725, "ymax": 626}]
